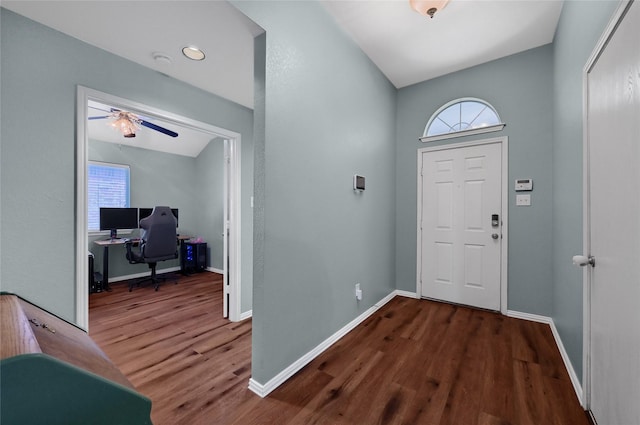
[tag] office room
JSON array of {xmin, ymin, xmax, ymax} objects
[
  {"xmin": 1, "ymin": 1, "xmax": 638, "ymax": 424},
  {"xmin": 87, "ymin": 129, "xmax": 221, "ymax": 287}
]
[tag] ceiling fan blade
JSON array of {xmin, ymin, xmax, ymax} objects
[
  {"xmin": 89, "ymin": 104, "xmax": 111, "ymax": 113},
  {"xmin": 88, "ymin": 115, "xmax": 110, "ymax": 120},
  {"xmin": 140, "ymin": 120, "xmax": 179, "ymax": 138}
]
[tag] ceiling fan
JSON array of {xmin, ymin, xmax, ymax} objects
[{"xmin": 88, "ymin": 106, "xmax": 178, "ymax": 138}]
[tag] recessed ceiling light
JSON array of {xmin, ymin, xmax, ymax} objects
[{"xmin": 182, "ymin": 46, "xmax": 205, "ymax": 61}]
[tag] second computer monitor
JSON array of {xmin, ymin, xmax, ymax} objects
[
  {"xmin": 138, "ymin": 207, "xmax": 178, "ymax": 227},
  {"xmin": 100, "ymin": 207, "xmax": 139, "ymax": 239}
]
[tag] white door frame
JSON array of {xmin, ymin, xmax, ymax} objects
[
  {"xmin": 581, "ymin": 0, "xmax": 634, "ymax": 410},
  {"xmin": 75, "ymin": 86, "xmax": 243, "ymax": 329},
  {"xmin": 416, "ymin": 136, "xmax": 509, "ymax": 314},
  {"xmin": 222, "ymin": 138, "xmax": 241, "ymax": 319}
]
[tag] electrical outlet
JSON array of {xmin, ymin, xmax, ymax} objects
[
  {"xmin": 355, "ymin": 283, "xmax": 363, "ymax": 301},
  {"xmin": 516, "ymin": 194, "xmax": 531, "ymax": 206}
]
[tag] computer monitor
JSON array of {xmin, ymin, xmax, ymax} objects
[
  {"xmin": 99, "ymin": 207, "xmax": 139, "ymax": 239},
  {"xmin": 138, "ymin": 207, "xmax": 178, "ymax": 228}
]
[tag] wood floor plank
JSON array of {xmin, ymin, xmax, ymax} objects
[
  {"xmin": 480, "ymin": 315, "xmax": 516, "ymax": 423},
  {"xmin": 512, "ymin": 359, "xmax": 552, "ymax": 425},
  {"xmin": 89, "ymin": 274, "xmax": 589, "ymax": 424}
]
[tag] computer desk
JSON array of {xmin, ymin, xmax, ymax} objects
[{"xmin": 93, "ymin": 235, "xmax": 191, "ymax": 291}]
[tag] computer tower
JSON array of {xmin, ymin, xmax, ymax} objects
[
  {"xmin": 88, "ymin": 251, "xmax": 103, "ymax": 293},
  {"xmin": 182, "ymin": 242, "xmax": 207, "ymax": 274},
  {"xmin": 88, "ymin": 252, "xmax": 95, "ymax": 293}
]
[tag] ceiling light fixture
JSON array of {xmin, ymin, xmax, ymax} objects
[
  {"xmin": 182, "ymin": 46, "xmax": 205, "ymax": 61},
  {"xmin": 110, "ymin": 111, "xmax": 141, "ymax": 138},
  {"xmin": 409, "ymin": 0, "xmax": 450, "ymax": 18}
]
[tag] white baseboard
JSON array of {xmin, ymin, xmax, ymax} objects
[
  {"xmin": 106, "ymin": 266, "xmax": 182, "ymax": 283},
  {"xmin": 395, "ymin": 290, "xmax": 419, "ymax": 299},
  {"xmin": 106, "ymin": 266, "xmax": 223, "ymax": 284},
  {"xmin": 507, "ymin": 310, "xmax": 583, "ymax": 404},
  {"xmin": 249, "ymin": 290, "xmax": 398, "ymax": 398},
  {"xmin": 506, "ymin": 309, "xmax": 553, "ymax": 325},
  {"xmin": 239, "ymin": 310, "xmax": 252, "ymax": 321},
  {"xmin": 206, "ymin": 266, "xmax": 224, "ymax": 275},
  {"xmin": 548, "ymin": 320, "xmax": 583, "ymax": 404}
]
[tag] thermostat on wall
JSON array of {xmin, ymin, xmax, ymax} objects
[
  {"xmin": 353, "ymin": 175, "xmax": 365, "ymax": 191},
  {"xmin": 515, "ymin": 178, "xmax": 533, "ymax": 191}
]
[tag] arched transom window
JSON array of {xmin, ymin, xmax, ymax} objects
[{"xmin": 421, "ymin": 98, "xmax": 505, "ymax": 142}]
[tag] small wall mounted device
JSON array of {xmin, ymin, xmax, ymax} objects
[
  {"xmin": 515, "ymin": 178, "xmax": 533, "ymax": 191},
  {"xmin": 353, "ymin": 175, "xmax": 365, "ymax": 191}
]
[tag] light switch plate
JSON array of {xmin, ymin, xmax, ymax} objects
[{"xmin": 516, "ymin": 194, "xmax": 531, "ymax": 206}]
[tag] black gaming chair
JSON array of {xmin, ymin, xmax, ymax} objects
[{"xmin": 125, "ymin": 206, "xmax": 178, "ymax": 291}]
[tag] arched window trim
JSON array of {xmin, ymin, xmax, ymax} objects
[{"xmin": 420, "ymin": 97, "xmax": 506, "ymax": 143}]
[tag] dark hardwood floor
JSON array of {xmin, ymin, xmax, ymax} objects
[{"xmin": 89, "ymin": 272, "xmax": 589, "ymax": 425}]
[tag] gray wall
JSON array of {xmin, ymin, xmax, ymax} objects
[
  {"xmin": 195, "ymin": 138, "xmax": 226, "ymax": 271},
  {"xmin": 396, "ymin": 45, "xmax": 555, "ymax": 316},
  {"xmin": 0, "ymin": 8, "xmax": 254, "ymax": 321},
  {"xmin": 233, "ymin": 1, "xmax": 397, "ymax": 385},
  {"xmin": 551, "ymin": 0, "xmax": 619, "ymax": 382}
]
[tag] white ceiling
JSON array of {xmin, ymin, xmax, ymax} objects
[
  {"xmin": 3, "ymin": 0, "xmax": 563, "ymax": 153},
  {"xmin": 3, "ymin": 0, "xmax": 564, "ymax": 101},
  {"xmin": 321, "ymin": 0, "xmax": 563, "ymax": 88},
  {"xmin": 2, "ymin": 1, "xmax": 263, "ymax": 109}
]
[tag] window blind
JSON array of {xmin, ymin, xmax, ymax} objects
[{"xmin": 88, "ymin": 161, "xmax": 130, "ymax": 231}]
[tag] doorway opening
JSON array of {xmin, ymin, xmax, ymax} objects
[{"xmin": 75, "ymin": 86, "xmax": 243, "ymax": 329}]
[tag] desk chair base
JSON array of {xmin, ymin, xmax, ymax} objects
[{"xmin": 128, "ymin": 263, "xmax": 178, "ymax": 292}]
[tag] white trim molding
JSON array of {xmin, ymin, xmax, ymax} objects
[
  {"xmin": 420, "ymin": 123, "xmax": 505, "ymax": 143},
  {"xmin": 507, "ymin": 310, "xmax": 583, "ymax": 404},
  {"xmin": 207, "ymin": 267, "xmax": 225, "ymax": 275},
  {"xmin": 105, "ymin": 266, "xmax": 182, "ymax": 284},
  {"xmin": 239, "ymin": 310, "xmax": 253, "ymax": 321},
  {"xmin": 395, "ymin": 290, "xmax": 419, "ymax": 299},
  {"xmin": 248, "ymin": 290, "xmax": 399, "ymax": 398}
]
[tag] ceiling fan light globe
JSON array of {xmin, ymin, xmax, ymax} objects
[{"xmin": 409, "ymin": 0, "xmax": 450, "ymax": 17}]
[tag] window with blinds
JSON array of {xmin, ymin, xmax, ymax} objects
[{"xmin": 88, "ymin": 161, "xmax": 130, "ymax": 231}]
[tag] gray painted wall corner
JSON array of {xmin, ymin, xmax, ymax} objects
[{"xmin": 234, "ymin": 1, "xmax": 397, "ymax": 385}]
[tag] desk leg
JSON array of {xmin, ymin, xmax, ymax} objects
[{"xmin": 102, "ymin": 245, "xmax": 112, "ymax": 292}]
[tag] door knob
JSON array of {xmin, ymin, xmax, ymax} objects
[
  {"xmin": 492, "ymin": 233, "xmax": 499, "ymax": 240},
  {"xmin": 572, "ymin": 255, "xmax": 596, "ymax": 267}
]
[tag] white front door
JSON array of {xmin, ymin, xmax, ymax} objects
[
  {"xmin": 584, "ymin": 2, "xmax": 640, "ymax": 423},
  {"xmin": 419, "ymin": 141, "xmax": 503, "ymax": 311}
]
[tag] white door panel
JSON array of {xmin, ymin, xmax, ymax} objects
[
  {"xmin": 586, "ymin": 2, "xmax": 640, "ymax": 423},
  {"xmin": 420, "ymin": 142, "xmax": 502, "ymax": 311}
]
